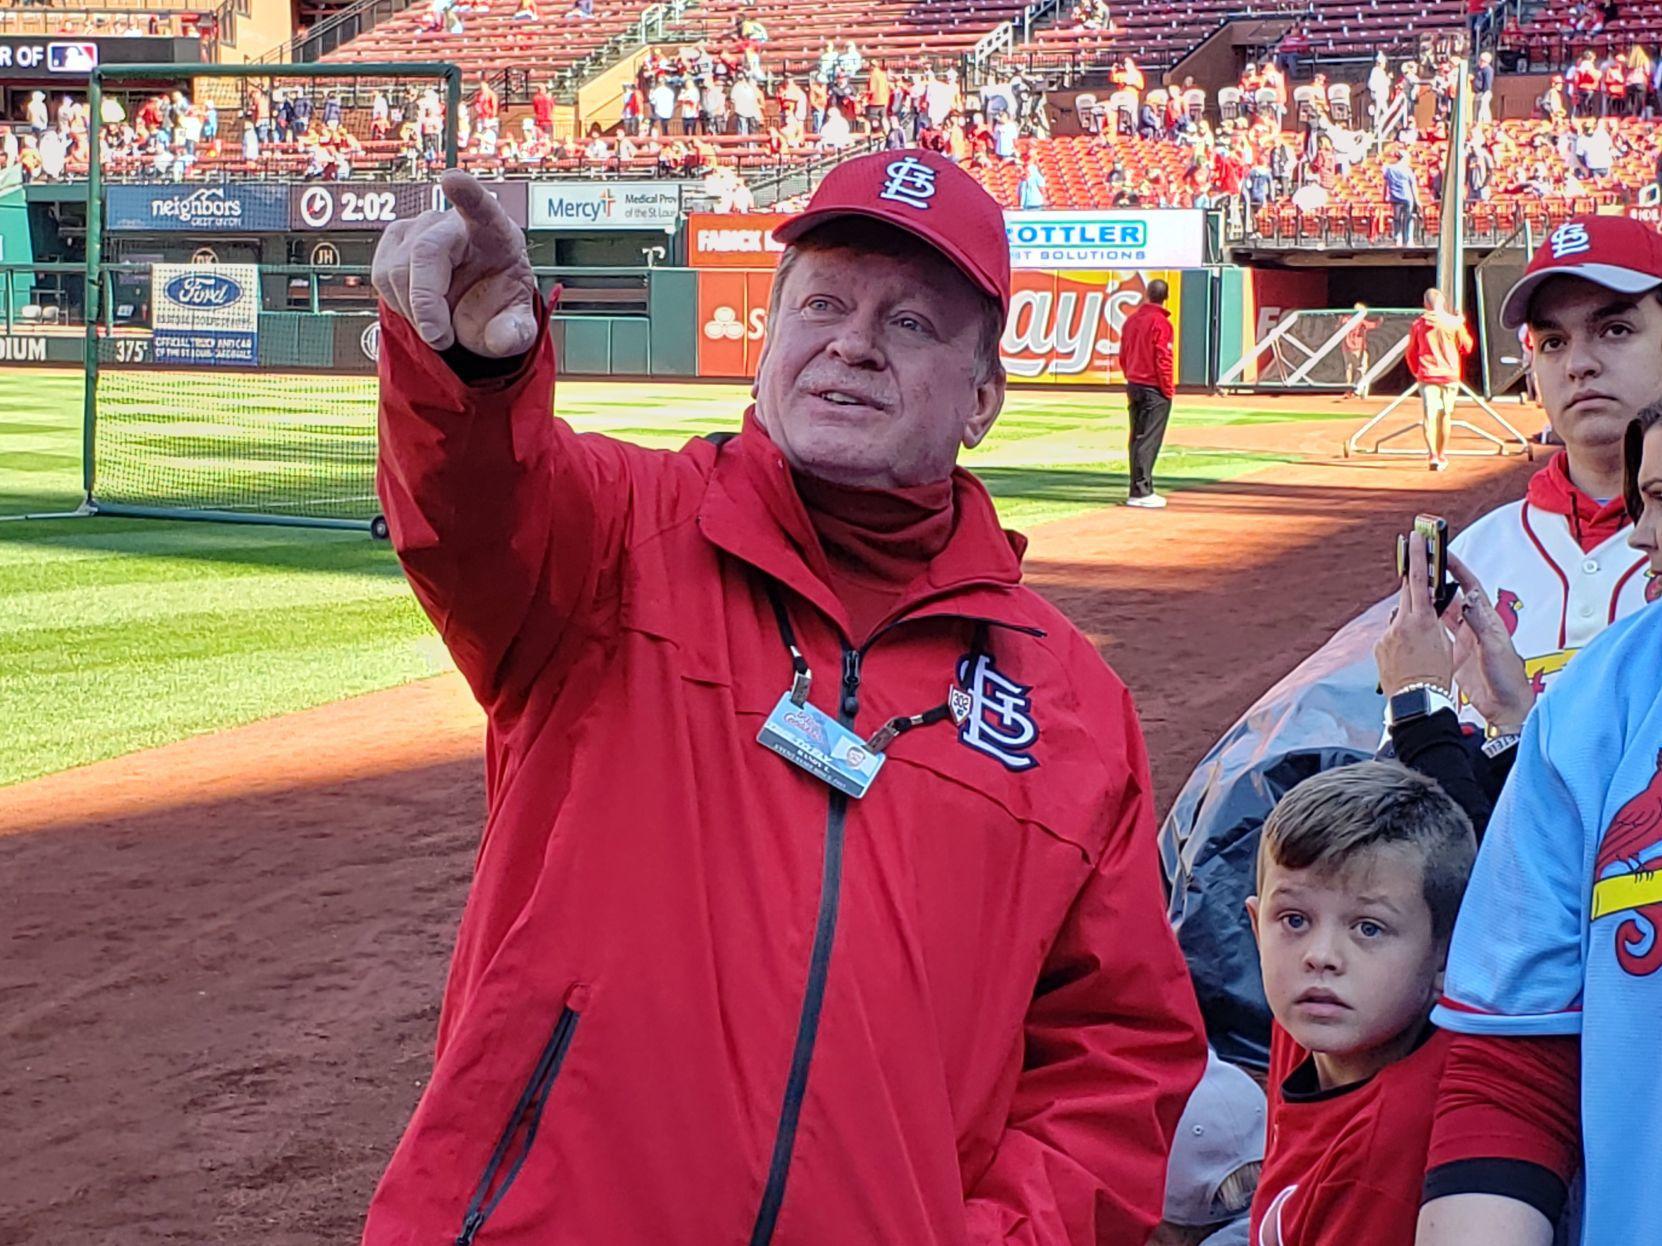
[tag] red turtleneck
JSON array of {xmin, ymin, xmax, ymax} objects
[{"xmin": 792, "ymin": 470, "xmax": 956, "ymax": 643}]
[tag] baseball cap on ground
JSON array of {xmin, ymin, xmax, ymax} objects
[
  {"xmin": 773, "ymin": 149, "xmax": 1012, "ymax": 314},
  {"xmin": 1164, "ymin": 1049, "xmax": 1266, "ymax": 1229},
  {"xmin": 1500, "ymin": 215, "xmax": 1662, "ymax": 330}
]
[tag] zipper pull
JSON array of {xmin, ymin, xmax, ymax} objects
[
  {"xmin": 840, "ymin": 649, "xmax": 862, "ymax": 719},
  {"xmin": 456, "ymin": 1210, "xmax": 485, "ymax": 1246}
]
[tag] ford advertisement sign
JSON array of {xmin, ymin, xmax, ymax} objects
[
  {"xmin": 107, "ymin": 184, "xmax": 290, "ymax": 233},
  {"xmin": 162, "ymin": 271, "xmax": 243, "ymax": 310},
  {"xmin": 152, "ymin": 262, "xmax": 260, "ymax": 366}
]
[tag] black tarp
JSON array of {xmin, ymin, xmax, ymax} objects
[{"xmin": 1159, "ymin": 598, "xmax": 1393, "ymax": 1070}]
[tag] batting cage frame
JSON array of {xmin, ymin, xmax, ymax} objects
[
  {"xmin": 80, "ymin": 60, "xmax": 462, "ymax": 533},
  {"xmin": 1215, "ymin": 307, "xmax": 1422, "ymax": 394},
  {"xmin": 1345, "ymin": 62, "xmax": 1532, "ymax": 462}
]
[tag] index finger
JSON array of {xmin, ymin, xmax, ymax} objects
[
  {"xmin": 1445, "ymin": 550, "xmax": 1488, "ymax": 601},
  {"xmin": 440, "ymin": 169, "xmax": 515, "ymax": 239},
  {"xmin": 1404, "ymin": 530, "xmax": 1429, "ymax": 614}
]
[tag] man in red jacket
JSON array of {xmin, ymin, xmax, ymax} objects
[
  {"xmin": 1120, "ymin": 278, "xmax": 1177, "ymax": 508},
  {"xmin": 366, "ymin": 152, "xmax": 1206, "ymax": 1245},
  {"xmin": 1403, "ymin": 287, "xmax": 1474, "ymax": 471}
]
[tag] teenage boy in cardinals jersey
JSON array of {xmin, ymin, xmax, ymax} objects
[
  {"xmin": 1245, "ymin": 762, "xmax": 1476, "ymax": 1246},
  {"xmin": 1442, "ymin": 216, "xmax": 1662, "ymax": 731},
  {"xmin": 1417, "ymin": 405, "xmax": 1662, "ymax": 1245}
]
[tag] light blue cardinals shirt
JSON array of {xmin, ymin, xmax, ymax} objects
[{"xmin": 1435, "ymin": 601, "xmax": 1662, "ymax": 1243}]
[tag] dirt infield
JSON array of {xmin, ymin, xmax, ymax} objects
[{"xmin": 0, "ymin": 425, "xmax": 1540, "ymax": 1244}]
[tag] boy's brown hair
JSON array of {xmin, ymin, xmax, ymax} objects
[{"xmin": 1257, "ymin": 761, "xmax": 1476, "ymax": 941}]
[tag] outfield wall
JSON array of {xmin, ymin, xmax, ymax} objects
[{"xmin": 0, "ymin": 266, "xmax": 1228, "ymax": 387}]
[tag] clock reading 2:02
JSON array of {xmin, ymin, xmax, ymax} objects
[{"xmin": 287, "ymin": 182, "xmax": 532, "ymax": 232}]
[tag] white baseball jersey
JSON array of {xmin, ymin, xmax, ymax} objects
[{"xmin": 1451, "ymin": 494, "xmax": 1656, "ymax": 727}]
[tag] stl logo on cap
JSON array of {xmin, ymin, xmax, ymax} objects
[
  {"xmin": 1550, "ymin": 222, "xmax": 1592, "ymax": 259},
  {"xmin": 879, "ymin": 156, "xmax": 938, "ymax": 211}
]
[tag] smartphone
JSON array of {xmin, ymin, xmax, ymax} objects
[{"xmin": 1396, "ymin": 515, "xmax": 1456, "ymax": 613}]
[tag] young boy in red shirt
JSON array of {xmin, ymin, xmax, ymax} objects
[{"xmin": 1245, "ymin": 761, "xmax": 1476, "ymax": 1246}]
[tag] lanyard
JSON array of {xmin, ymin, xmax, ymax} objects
[{"xmin": 764, "ymin": 583, "xmax": 985, "ymax": 754}]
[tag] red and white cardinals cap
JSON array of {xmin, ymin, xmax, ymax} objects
[
  {"xmin": 1500, "ymin": 215, "xmax": 1662, "ymax": 330},
  {"xmin": 773, "ymin": 149, "xmax": 1012, "ymax": 314}
]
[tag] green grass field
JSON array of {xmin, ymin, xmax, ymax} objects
[{"xmin": 0, "ymin": 368, "xmax": 1331, "ymax": 788}]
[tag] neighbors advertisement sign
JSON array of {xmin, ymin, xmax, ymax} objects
[
  {"xmin": 1004, "ymin": 210, "xmax": 1206, "ymax": 270},
  {"xmin": 529, "ymin": 181, "xmax": 680, "ymax": 230},
  {"xmin": 290, "ymin": 181, "xmax": 529, "ymax": 231},
  {"xmin": 108, "ymin": 184, "xmax": 290, "ymax": 233},
  {"xmin": 685, "ymin": 213, "xmax": 791, "ymax": 267},
  {"xmin": 694, "ymin": 267, "xmax": 1180, "ymax": 382},
  {"xmin": 151, "ymin": 263, "xmax": 259, "ymax": 366}
]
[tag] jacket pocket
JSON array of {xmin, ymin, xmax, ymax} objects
[{"xmin": 455, "ymin": 987, "xmax": 586, "ymax": 1245}]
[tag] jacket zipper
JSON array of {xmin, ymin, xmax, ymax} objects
[
  {"xmin": 746, "ymin": 608, "xmax": 1044, "ymax": 1243},
  {"xmin": 747, "ymin": 643, "xmax": 859, "ymax": 1246},
  {"xmin": 455, "ymin": 1004, "xmax": 582, "ymax": 1246}
]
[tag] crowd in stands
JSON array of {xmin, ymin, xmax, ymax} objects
[
  {"xmin": 412, "ymin": 0, "xmax": 602, "ymax": 38},
  {"xmin": 1071, "ymin": 0, "xmax": 1117, "ymax": 32},
  {"xmin": 1535, "ymin": 45, "xmax": 1662, "ymax": 117},
  {"xmin": 8, "ymin": 23, "xmax": 1662, "ymax": 238}
]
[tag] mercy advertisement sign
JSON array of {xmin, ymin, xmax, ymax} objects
[{"xmin": 529, "ymin": 182, "xmax": 681, "ymax": 230}]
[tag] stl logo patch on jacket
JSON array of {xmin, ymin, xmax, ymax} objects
[{"xmin": 954, "ymin": 652, "xmax": 1039, "ymax": 771}]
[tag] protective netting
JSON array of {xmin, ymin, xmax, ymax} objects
[
  {"xmin": 1223, "ymin": 308, "xmax": 1421, "ymax": 392},
  {"xmin": 92, "ymin": 317, "xmax": 380, "ymax": 520},
  {"xmin": 1474, "ymin": 221, "xmax": 1534, "ymax": 399},
  {"xmin": 84, "ymin": 63, "xmax": 454, "ymax": 526}
]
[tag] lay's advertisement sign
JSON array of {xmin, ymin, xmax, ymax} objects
[
  {"xmin": 693, "ymin": 265, "xmax": 1181, "ymax": 384},
  {"xmin": 1001, "ymin": 269, "xmax": 1180, "ymax": 384}
]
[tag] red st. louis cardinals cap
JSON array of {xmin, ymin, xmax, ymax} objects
[
  {"xmin": 773, "ymin": 149, "xmax": 1012, "ymax": 314},
  {"xmin": 1501, "ymin": 215, "xmax": 1662, "ymax": 329}
]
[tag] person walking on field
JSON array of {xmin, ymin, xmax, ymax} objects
[
  {"xmin": 1121, "ymin": 278, "xmax": 1177, "ymax": 507},
  {"xmin": 1341, "ymin": 301, "xmax": 1380, "ymax": 400},
  {"xmin": 365, "ymin": 152, "xmax": 1206, "ymax": 1245},
  {"xmin": 1404, "ymin": 287, "xmax": 1473, "ymax": 470}
]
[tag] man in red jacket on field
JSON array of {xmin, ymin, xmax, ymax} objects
[
  {"xmin": 366, "ymin": 151, "xmax": 1206, "ymax": 1245},
  {"xmin": 1404, "ymin": 286, "xmax": 1474, "ymax": 471},
  {"xmin": 1119, "ymin": 278, "xmax": 1177, "ymax": 508}
]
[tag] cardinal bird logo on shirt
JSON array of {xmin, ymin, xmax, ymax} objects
[
  {"xmin": 1592, "ymin": 752, "xmax": 1662, "ymax": 977},
  {"xmin": 1495, "ymin": 589, "xmax": 1522, "ymax": 636}
]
